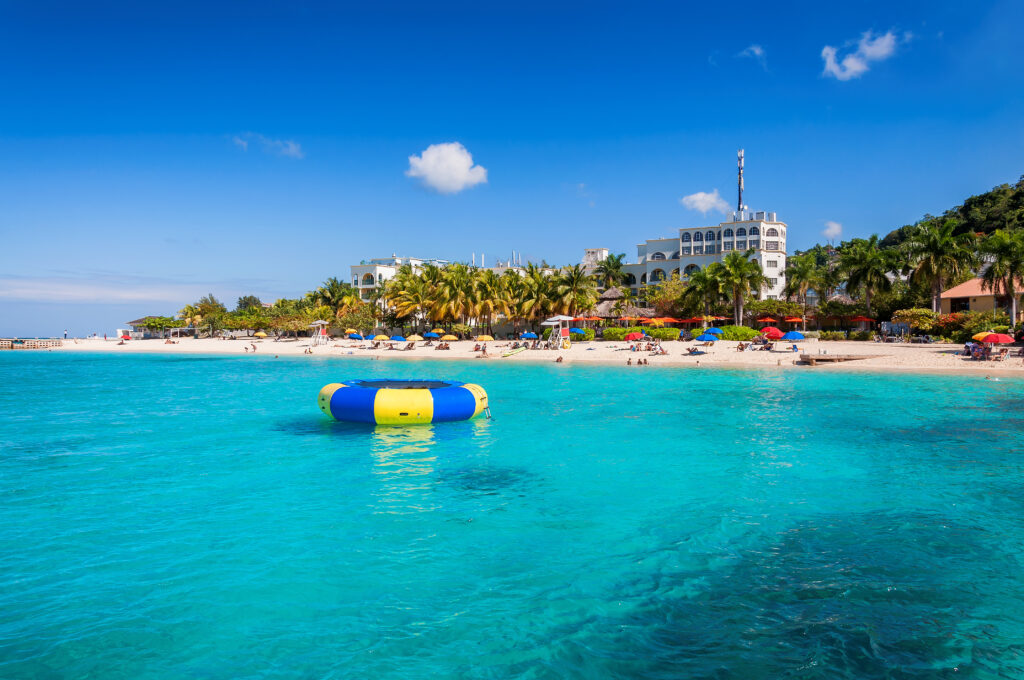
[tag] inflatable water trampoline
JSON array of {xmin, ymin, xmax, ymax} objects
[{"xmin": 318, "ymin": 379, "xmax": 489, "ymax": 425}]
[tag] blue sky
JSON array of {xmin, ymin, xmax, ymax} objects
[{"xmin": 2, "ymin": 0, "xmax": 1023, "ymax": 336}]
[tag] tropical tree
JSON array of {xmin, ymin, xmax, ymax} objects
[
  {"xmin": 719, "ymin": 249, "xmax": 766, "ymax": 325},
  {"xmin": 980, "ymin": 229, "xmax": 1024, "ymax": 324},
  {"xmin": 681, "ymin": 263, "xmax": 725, "ymax": 318},
  {"xmin": 839, "ymin": 235, "xmax": 893, "ymax": 318},
  {"xmin": 594, "ymin": 253, "xmax": 627, "ymax": 289},
  {"xmin": 474, "ymin": 269, "xmax": 510, "ymax": 334},
  {"xmin": 903, "ymin": 218, "xmax": 977, "ymax": 313},
  {"xmin": 783, "ymin": 253, "xmax": 819, "ymax": 329},
  {"xmin": 178, "ymin": 305, "xmax": 203, "ymax": 337},
  {"xmin": 552, "ymin": 264, "xmax": 597, "ymax": 316},
  {"xmin": 309, "ymin": 277, "xmax": 359, "ymax": 314},
  {"xmin": 235, "ymin": 295, "xmax": 263, "ymax": 312}
]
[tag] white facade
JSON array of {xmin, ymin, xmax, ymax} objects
[
  {"xmin": 350, "ymin": 255, "xmax": 449, "ymax": 301},
  {"xmin": 621, "ymin": 209, "xmax": 788, "ymax": 299},
  {"xmin": 580, "ymin": 248, "xmax": 610, "ymax": 275}
]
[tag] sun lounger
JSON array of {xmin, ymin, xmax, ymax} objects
[{"xmin": 993, "ymin": 348, "xmax": 1009, "ymax": 362}]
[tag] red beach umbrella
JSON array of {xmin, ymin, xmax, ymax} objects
[
  {"xmin": 784, "ymin": 316, "xmax": 803, "ymax": 323},
  {"xmin": 760, "ymin": 327, "xmax": 783, "ymax": 339},
  {"xmin": 981, "ymin": 333, "xmax": 1014, "ymax": 344},
  {"xmin": 757, "ymin": 317, "xmax": 777, "ymax": 323},
  {"xmin": 120, "ymin": 335, "xmax": 130, "ymax": 340},
  {"xmin": 625, "ymin": 332, "xmax": 644, "ymax": 341},
  {"xmin": 849, "ymin": 316, "xmax": 875, "ymax": 323}
]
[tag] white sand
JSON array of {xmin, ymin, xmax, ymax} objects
[{"xmin": 52, "ymin": 336, "xmax": 1024, "ymax": 375}]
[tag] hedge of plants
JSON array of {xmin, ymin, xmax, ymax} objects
[
  {"xmin": 717, "ymin": 325, "xmax": 759, "ymax": 341},
  {"xmin": 647, "ymin": 328, "xmax": 682, "ymax": 341},
  {"xmin": 601, "ymin": 327, "xmax": 643, "ymax": 341},
  {"xmin": 542, "ymin": 327, "xmax": 597, "ymax": 341}
]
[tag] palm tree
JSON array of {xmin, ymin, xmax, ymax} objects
[
  {"xmin": 553, "ymin": 264, "xmax": 597, "ymax": 316},
  {"xmin": 681, "ymin": 263, "xmax": 724, "ymax": 318},
  {"xmin": 520, "ymin": 263, "xmax": 553, "ymax": 326},
  {"xmin": 839, "ymin": 235, "xmax": 893, "ymax": 318},
  {"xmin": 178, "ymin": 305, "xmax": 203, "ymax": 338},
  {"xmin": 594, "ymin": 253, "xmax": 626, "ymax": 289},
  {"xmin": 474, "ymin": 269, "xmax": 509, "ymax": 334},
  {"xmin": 391, "ymin": 277, "xmax": 434, "ymax": 331},
  {"xmin": 980, "ymin": 229, "xmax": 1024, "ymax": 324},
  {"xmin": 719, "ymin": 249, "xmax": 766, "ymax": 325},
  {"xmin": 783, "ymin": 253, "xmax": 819, "ymax": 329},
  {"xmin": 310, "ymin": 277, "xmax": 355, "ymax": 312},
  {"xmin": 904, "ymin": 218, "xmax": 977, "ymax": 313}
]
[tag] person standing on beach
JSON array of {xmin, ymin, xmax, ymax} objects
[{"xmin": 63, "ymin": 329, "xmax": 67, "ymax": 339}]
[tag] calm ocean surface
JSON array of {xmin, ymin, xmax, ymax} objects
[{"xmin": 2, "ymin": 352, "xmax": 1024, "ymax": 679}]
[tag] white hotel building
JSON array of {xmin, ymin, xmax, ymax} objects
[{"xmin": 621, "ymin": 208, "xmax": 788, "ymax": 300}]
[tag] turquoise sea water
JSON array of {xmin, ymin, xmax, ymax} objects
[{"xmin": 3, "ymin": 352, "xmax": 1024, "ymax": 678}]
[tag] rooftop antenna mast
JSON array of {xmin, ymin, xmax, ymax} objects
[{"xmin": 737, "ymin": 149, "xmax": 744, "ymax": 213}]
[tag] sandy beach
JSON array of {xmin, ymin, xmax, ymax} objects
[{"xmin": 48, "ymin": 336, "xmax": 1024, "ymax": 375}]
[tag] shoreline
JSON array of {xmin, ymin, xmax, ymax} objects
[{"xmin": 26, "ymin": 336, "xmax": 1024, "ymax": 378}]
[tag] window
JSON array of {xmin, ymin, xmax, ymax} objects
[
  {"xmin": 766, "ymin": 240, "xmax": 779, "ymax": 251},
  {"xmin": 693, "ymin": 232, "xmax": 703, "ymax": 241},
  {"xmin": 693, "ymin": 245, "xmax": 703, "ymax": 254},
  {"xmin": 749, "ymin": 239, "xmax": 760, "ymax": 249},
  {"xmin": 650, "ymin": 269, "xmax": 666, "ymax": 282},
  {"xmin": 736, "ymin": 240, "xmax": 747, "ymax": 249},
  {"xmin": 650, "ymin": 251, "xmax": 666, "ymax": 261},
  {"xmin": 640, "ymin": 273, "xmax": 647, "ymax": 284},
  {"xmin": 680, "ymin": 246, "xmax": 691, "ymax": 255},
  {"xmin": 767, "ymin": 260, "xmax": 778, "ymax": 268},
  {"xmin": 670, "ymin": 251, "xmax": 679, "ymax": 259},
  {"xmin": 353, "ymin": 277, "xmax": 358, "ymax": 286},
  {"xmin": 624, "ymin": 273, "xmax": 637, "ymax": 285},
  {"xmin": 681, "ymin": 232, "xmax": 691, "ymax": 242},
  {"xmin": 377, "ymin": 273, "xmax": 383, "ymax": 284},
  {"xmin": 766, "ymin": 228, "xmax": 779, "ymax": 237},
  {"xmin": 750, "ymin": 226, "xmax": 760, "ymax": 236},
  {"xmin": 723, "ymin": 242, "xmax": 733, "ymax": 251},
  {"xmin": 767, "ymin": 278, "xmax": 778, "ymax": 287},
  {"xmin": 736, "ymin": 228, "xmax": 747, "ymax": 237},
  {"xmin": 723, "ymin": 228, "xmax": 734, "ymax": 237},
  {"xmin": 361, "ymin": 273, "xmax": 375, "ymax": 286},
  {"xmin": 705, "ymin": 231, "xmax": 715, "ymax": 241},
  {"xmin": 684, "ymin": 264, "xmax": 701, "ymax": 276}
]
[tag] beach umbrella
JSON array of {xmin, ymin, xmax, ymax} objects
[
  {"xmin": 254, "ymin": 332, "xmax": 268, "ymax": 338},
  {"xmin": 569, "ymin": 327, "xmax": 585, "ymax": 334},
  {"xmin": 981, "ymin": 333, "xmax": 1014, "ymax": 344},
  {"xmin": 348, "ymin": 333, "xmax": 364, "ymax": 339},
  {"xmin": 390, "ymin": 335, "xmax": 406, "ymax": 342},
  {"xmin": 431, "ymin": 328, "xmax": 445, "ymax": 334},
  {"xmin": 781, "ymin": 331, "xmax": 805, "ymax": 340},
  {"xmin": 476, "ymin": 335, "xmax": 494, "ymax": 341},
  {"xmin": 373, "ymin": 335, "xmax": 389, "ymax": 341},
  {"xmin": 441, "ymin": 334, "xmax": 458, "ymax": 341},
  {"xmin": 520, "ymin": 331, "xmax": 538, "ymax": 339},
  {"xmin": 407, "ymin": 334, "xmax": 424, "ymax": 341},
  {"xmin": 625, "ymin": 332, "xmax": 644, "ymax": 341},
  {"xmin": 972, "ymin": 332, "xmax": 994, "ymax": 341},
  {"xmin": 695, "ymin": 333, "xmax": 718, "ymax": 342},
  {"xmin": 705, "ymin": 328, "xmax": 724, "ymax": 335},
  {"xmin": 784, "ymin": 316, "xmax": 803, "ymax": 323},
  {"xmin": 344, "ymin": 328, "xmax": 357, "ymax": 334},
  {"xmin": 761, "ymin": 327, "xmax": 784, "ymax": 340},
  {"xmin": 120, "ymin": 334, "xmax": 131, "ymax": 340},
  {"xmin": 423, "ymin": 331, "xmax": 440, "ymax": 338},
  {"xmin": 757, "ymin": 317, "xmax": 777, "ymax": 323}
]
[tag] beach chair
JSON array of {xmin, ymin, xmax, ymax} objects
[
  {"xmin": 403, "ymin": 342, "xmax": 415, "ymax": 351},
  {"xmin": 994, "ymin": 348, "xmax": 1009, "ymax": 362}
]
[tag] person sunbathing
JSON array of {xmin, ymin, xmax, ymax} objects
[
  {"xmin": 736, "ymin": 342, "xmax": 747, "ymax": 351},
  {"xmin": 687, "ymin": 347, "xmax": 702, "ymax": 355}
]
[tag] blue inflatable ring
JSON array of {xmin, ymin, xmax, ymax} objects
[{"xmin": 318, "ymin": 379, "xmax": 488, "ymax": 425}]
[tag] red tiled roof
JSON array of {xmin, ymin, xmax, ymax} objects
[{"xmin": 941, "ymin": 277, "xmax": 1024, "ymax": 299}]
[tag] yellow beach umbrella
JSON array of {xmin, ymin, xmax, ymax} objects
[
  {"xmin": 972, "ymin": 331, "xmax": 994, "ymax": 341},
  {"xmin": 476, "ymin": 335, "xmax": 494, "ymax": 341},
  {"xmin": 431, "ymin": 328, "xmax": 445, "ymax": 334},
  {"xmin": 344, "ymin": 328, "xmax": 358, "ymax": 334},
  {"xmin": 254, "ymin": 331, "xmax": 268, "ymax": 338},
  {"xmin": 373, "ymin": 335, "xmax": 390, "ymax": 341},
  {"xmin": 441, "ymin": 335, "xmax": 458, "ymax": 341},
  {"xmin": 407, "ymin": 334, "xmax": 424, "ymax": 341}
]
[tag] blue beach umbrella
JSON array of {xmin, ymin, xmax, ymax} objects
[
  {"xmin": 695, "ymin": 333, "xmax": 718, "ymax": 342},
  {"xmin": 423, "ymin": 331, "xmax": 440, "ymax": 338},
  {"xmin": 569, "ymin": 327, "xmax": 585, "ymax": 334},
  {"xmin": 781, "ymin": 331, "xmax": 805, "ymax": 340},
  {"xmin": 348, "ymin": 333, "xmax": 364, "ymax": 339},
  {"xmin": 705, "ymin": 328, "xmax": 724, "ymax": 335},
  {"xmin": 520, "ymin": 331, "xmax": 538, "ymax": 339},
  {"xmin": 390, "ymin": 335, "xmax": 406, "ymax": 342}
]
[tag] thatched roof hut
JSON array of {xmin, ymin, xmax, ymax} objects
[{"xmin": 593, "ymin": 287, "xmax": 654, "ymax": 319}]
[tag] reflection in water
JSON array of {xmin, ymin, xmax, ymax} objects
[{"xmin": 369, "ymin": 425, "xmax": 439, "ymax": 514}]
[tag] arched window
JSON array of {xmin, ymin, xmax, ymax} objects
[
  {"xmin": 670, "ymin": 251, "xmax": 679, "ymax": 259},
  {"xmin": 693, "ymin": 232, "xmax": 703, "ymax": 241},
  {"xmin": 361, "ymin": 273, "xmax": 375, "ymax": 286},
  {"xmin": 377, "ymin": 273, "xmax": 383, "ymax": 283},
  {"xmin": 681, "ymin": 232, "xmax": 691, "ymax": 242},
  {"xmin": 624, "ymin": 273, "xmax": 636, "ymax": 285},
  {"xmin": 750, "ymin": 226, "xmax": 760, "ymax": 236},
  {"xmin": 706, "ymin": 231, "xmax": 716, "ymax": 241},
  {"xmin": 736, "ymin": 228, "xmax": 746, "ymax": 237},
  {"xmin": 650, "ymin": 252, "xmax": 666, "ymax": 261},
  {"xmin": 723, "ymin": 228, "xmax": 733, "ymax": 238},
  {"xmin": 651, "ymin": 269, "xmax": 666, "ymax": 282},
  {"xmin": 640, "ymin": 273, "xmax": 647, "ymax": 284},
  {"xmin": 766, "ymin": 228, "xmax": 779, "ymax": 237},
  {"xmin": 683, "ymin": 264, "xmax": 700, "ymax": 276}
]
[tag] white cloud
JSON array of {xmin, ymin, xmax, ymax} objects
[
  {"xmin": 681, "ymin": 189, "xmax": 730, "ymax": 215},
  {"xmin": 738, "ymin": 44, "xmax": 767, "ymax": 70},
  {"xmin": 823, "ymin": 221, "xmax": 843, "ymax": 239},
  {"xmin": 822, "ymin": 30, "xmax": 902, "ymax": 81},
  {"xmin": 406, "ymin": 142, "xmax": 487, "ymax": 194},
  {"xmin": 232, "ymin": 133, "xmax": 304, "ymax": 159}
]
